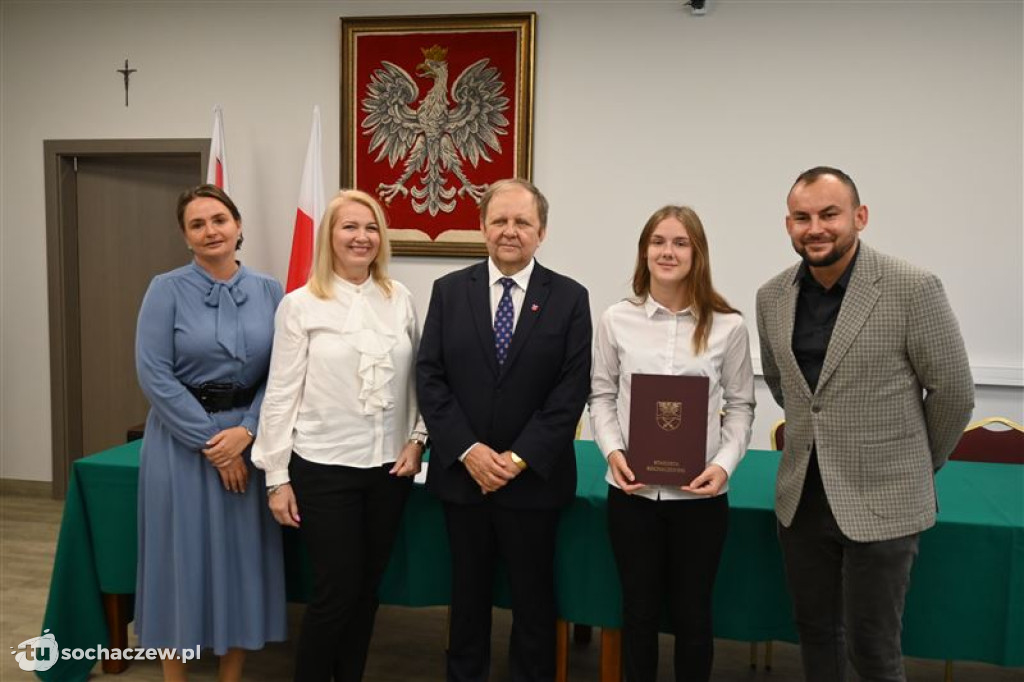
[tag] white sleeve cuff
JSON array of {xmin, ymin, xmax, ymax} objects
[
  {"xmin": 264, "ymin": 469, "xmax": 291, "ymax": 486},
  {"xmin": 458, "ymin": 442, "xmax": 480, "ymax": 462}
]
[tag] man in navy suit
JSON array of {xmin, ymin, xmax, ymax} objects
[{"xmin": 417, "ymin": 178, "xmax": 592, "ymax": 682}]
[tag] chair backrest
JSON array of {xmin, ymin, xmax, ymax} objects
[
  {"xmin": 950, "ymin": 417, "xmax": 1024, "ymax": 464},
  {"xmin": 770, "ymin": 420, "xmax": 785, "ymax": 451}
]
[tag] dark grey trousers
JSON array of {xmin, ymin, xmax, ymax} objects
[{"xmin": 778, "ymin": 456, "xmax": 919, "ymax": 682}]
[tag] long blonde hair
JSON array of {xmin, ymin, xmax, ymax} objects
[
  {"xmin": 631, "ymin": 205, "xmax": 738, "ymax": 354},
  {"xmin": 307, "ymin": 189, "xmax": 393, "ymax": 299}
]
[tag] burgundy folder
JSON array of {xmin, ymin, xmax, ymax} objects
[{"xmin": 627, "ymin": 373, "xmax": 709, "ymax": 486}]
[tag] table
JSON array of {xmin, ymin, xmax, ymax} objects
[{"xmin": 38, "ymin": 442, "xmax": 1023, "ymax": 681}]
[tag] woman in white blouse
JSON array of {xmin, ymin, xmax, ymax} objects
[
  {"xmin": 252, "ymin": 189, "xmax": 427, "ymax": 682},
  {"xmin": 588, "ymin": 205, "xmax": 755, "ymax": 682}
]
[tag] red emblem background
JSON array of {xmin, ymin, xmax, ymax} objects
[{"xmin": 353, "ymin": 30, "xmax": 521, "ymax": 241}]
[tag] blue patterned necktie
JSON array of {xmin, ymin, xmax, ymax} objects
[{"xmin": 494, "ymin": 277, "xmax": 516, "ymax": 366}]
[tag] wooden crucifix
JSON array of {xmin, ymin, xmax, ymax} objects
[{"xmin": 116, "ymin": 59, "xmax": 137, "ymax": 107}]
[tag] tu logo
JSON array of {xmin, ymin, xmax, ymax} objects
[{"xmin": 10, "ymin": 629, "xmax": 58, "ymax": 672}]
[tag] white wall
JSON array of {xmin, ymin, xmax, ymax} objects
[{"xmin": 2, "ymin": 0, "xmax": 1021, "ymax": 481}]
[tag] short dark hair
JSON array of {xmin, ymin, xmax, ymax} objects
[
  {"xmin": 176, "ymin": 184, "xmax": 244, "ymax": 249},
  {"xmin": 479, "ymin": 178, "xmax": 549, "ymax": 228},
  {"xmin": 790, "ymin": 166, "xmax": 861, "ymax": 207}
]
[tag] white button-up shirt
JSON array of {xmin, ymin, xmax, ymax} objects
[
  {"xmin": 588, "ymin": 297, "xmax": 755, "ymax": 500},
  {"xmin": 488, "ymin": 257, "xmax": 534, "ymax": 332},
  {"xmin": 253, "ymin": 275, "xmax": 426, "ymax": 486}
]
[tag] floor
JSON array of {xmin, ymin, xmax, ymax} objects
[{"xmin": 1, "ymin": 490, "xmax": 1020, "ymax": 681}]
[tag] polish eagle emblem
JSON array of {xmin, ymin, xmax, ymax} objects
[{"xmin": 361, "ymin": 45, "xmax": 510, "ymax": 216}]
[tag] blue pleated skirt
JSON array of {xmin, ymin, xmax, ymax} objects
[{"xmin": 134, "ymin": 408, "xmax": 287, "ymax": 654}]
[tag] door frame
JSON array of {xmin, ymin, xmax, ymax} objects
[{"xmin": 43, "ymin": 139, "xmax": 209, "ymax": 498}]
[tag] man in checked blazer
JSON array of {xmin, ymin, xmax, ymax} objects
[
  {"xmin": 417, "ymin": 178, "xmax": 592, "ymax": 682},
  {"xmin": 756, "ymin": 167, "xmax": 974, "ymax": 682}
]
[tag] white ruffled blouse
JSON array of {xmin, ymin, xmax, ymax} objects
[{"xmin": 252, "ymin": 275, "xmax": 426, "ymax": 486}]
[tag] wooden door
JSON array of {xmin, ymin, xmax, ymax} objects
[
  {"xmin": 44, "ymin": 139, "xmax": 208, "ymax": 497},
  {"xmin": 75, "ymin": 155, "xmax": 197, "ymax": 457}
]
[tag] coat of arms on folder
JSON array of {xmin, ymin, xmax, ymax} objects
[{"xmin": 656, "ymin": 401, "xmax": 682, "ymax": 431}]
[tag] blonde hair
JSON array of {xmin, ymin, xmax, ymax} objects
[
  {"xmin": 631, "ymin": 205, "xmax": 738, "ymax": 354},
  {"xmin": 308, "ymin": 189, "xmax": 393, "ymax": 299}
]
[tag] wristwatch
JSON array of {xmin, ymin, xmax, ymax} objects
[
  {"xmin": 509, "ymin": 452, "xmax": 528, "ymax": 471},
  {"xmin": 409, "ymin": 434, "xmax": 427, "ymax": 449}
]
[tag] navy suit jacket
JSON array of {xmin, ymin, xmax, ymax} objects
[{"xmin": 416, "ymin": 260, "xmax": 592, "ymax": 509}]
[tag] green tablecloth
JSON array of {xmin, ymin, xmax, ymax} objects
[{"xmin": 39, "ymin": 442, "xmax": 1024, "ymax": 681}]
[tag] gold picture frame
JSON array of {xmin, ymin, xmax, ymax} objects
[{"xmin": 341, "ymin": 13, "xmax": 536, "ymax": 257}]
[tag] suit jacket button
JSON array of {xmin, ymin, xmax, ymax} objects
[{"xmin": 811, "ymin": 406, "xmax": 822, "ymax": 414}]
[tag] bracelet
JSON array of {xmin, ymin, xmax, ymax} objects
[{"xmin": 267, "ymin": 483, "xmax": 287, "ymax": 496}]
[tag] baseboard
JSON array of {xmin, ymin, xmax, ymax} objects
[{"xmin": 0, "ymin": 478, "xmax": 51, "ymax": 498}]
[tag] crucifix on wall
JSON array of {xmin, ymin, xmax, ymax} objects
[{"xmin": 116, "ymin": 59, "xmax": 137, "ymax": 107}]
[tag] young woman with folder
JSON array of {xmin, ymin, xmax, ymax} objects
[{"xmin": 588, "ymin": 205, "xmax": 755, "ymax": 682}]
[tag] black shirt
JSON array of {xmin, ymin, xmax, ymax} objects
[
  {"xmin": 790, "ymin": 243, "xmax": 861, "ymax": 507},
  {"xmin": 792, "ymin": 242, "xmax": 860, "ymax": 394}
]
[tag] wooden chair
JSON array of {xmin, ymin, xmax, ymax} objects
[
  {"xmin": 944, "ymin": 417, "xmax": 1023, "ymax": 681},
  {"xmin": 949, "ymin": 417, "xmax": 1024, "ymax": 464},
  {"xmin": 770, "ymin": 419, "xmax": 785, "ymax": 451}
]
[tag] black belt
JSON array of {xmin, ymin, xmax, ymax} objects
[{"xmin": 185, "ymin": 382, "xmax": 258, "ymax": 413}]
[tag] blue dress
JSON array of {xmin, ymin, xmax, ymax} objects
[{"xmin": 134, "ymin": 262, "xmax": 287, "ymax": 654}]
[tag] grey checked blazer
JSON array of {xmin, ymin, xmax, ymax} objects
[{"xmin": 756, "ymin": 242, "xmax": 974, "ymax": 542}]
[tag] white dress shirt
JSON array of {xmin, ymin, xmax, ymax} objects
[
  {"xmin": 488, "ymin": 257, "xmax": 534, "ymax": 332},
  {"xmin": 588, "ymin": 297, "xmax": 755, "ymax": 500},
  {"xmin": 252, "ymin": 275, "xmax": 426, "ymax": 486}
]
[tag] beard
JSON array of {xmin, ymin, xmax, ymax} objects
[{"xmin": 795, "ymin": 238, "xmax": 851, "ymax": 268}]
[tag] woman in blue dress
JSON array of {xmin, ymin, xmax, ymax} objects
[{"xmin": 134, "ymin": 184, "xmax": 287, "ymax": 682}]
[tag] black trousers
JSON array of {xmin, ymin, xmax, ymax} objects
[
  {"xmin": 289, "ymin": 455, "xmax": 412, "ymax": 682},
  {"xmin": 443, "ymin": 501, "xmax": 561, "ymax": 682},
  {"xmin": 607, "ymin": 487, "xmax": 729, "ymax": 682},
  {"xmin": 778, "ymin": 455, "xmax": 919, "ymax": 682}
]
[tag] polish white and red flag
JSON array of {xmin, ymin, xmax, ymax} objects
[
  {"xmin": 286, "ymin": 106, "xmax": 326, "ymax": 292},
  {"xmin": 206, "ymin": 105, "xmax": 230, "ymax": 193}
]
